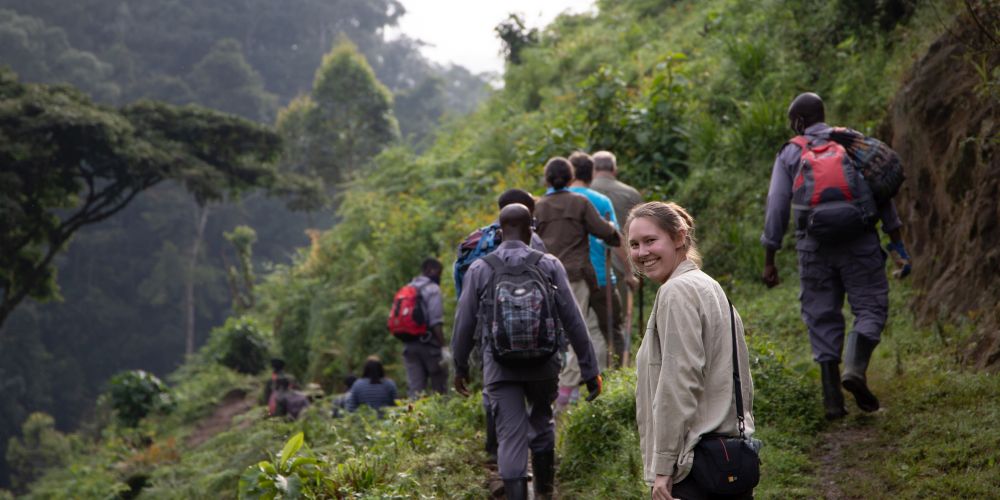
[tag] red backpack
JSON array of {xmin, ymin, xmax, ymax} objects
[
  {"xmin": 387, "ymin": 282, "xmax": 428, "ymax": 339},
  {"xmin": 789, "ymin": 135, "xmax": 876, "ymax": 243}
]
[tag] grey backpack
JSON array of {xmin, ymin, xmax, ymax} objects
[{"xmin": 479, "ymin": 251, "xmax": 562, "ymax": 365}]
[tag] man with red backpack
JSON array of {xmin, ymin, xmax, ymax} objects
[
  {"xmin": 452, "ymin": 203, "xmax": 602, "ymax": 500},
  {"xmin": 761, "ymin": 92, "xmax": 912, "ymax": 420},
  {"xmin": 388, "ymin": 258, "xmax": 447, "ymax": 398}
]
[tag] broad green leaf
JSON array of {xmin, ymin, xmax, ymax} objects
[{"xmin": 280, "ymin": 432, "xmax": 305, "ymax": 470}]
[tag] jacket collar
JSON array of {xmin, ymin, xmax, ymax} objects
[{"xmin": 666, "ymin": 259, "xmax": 698, "ymax": 282}]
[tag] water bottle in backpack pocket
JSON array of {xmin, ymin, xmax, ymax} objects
[
  {"xmin": 479, "ymin": 251, "xmax": 562, "ymax": 366},
  {"xmin": 789, "ymin": 135, "xmax": 877, "ymax": 243}
]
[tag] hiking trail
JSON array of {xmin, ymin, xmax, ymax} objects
[{"xmin": 187, "ymin": 388, "xmax": 255, "ymax": 448}]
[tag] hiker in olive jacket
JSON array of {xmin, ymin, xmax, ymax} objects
[{"xmin": 452, "ymin": 203, "xmax": 602, "ymax": 500}]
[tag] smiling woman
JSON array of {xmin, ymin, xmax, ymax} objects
[{"xmin": 626, "ymin": 201, "xmax": 757, "ymax": 500}]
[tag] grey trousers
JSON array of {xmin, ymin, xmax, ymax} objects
[
  {"xmin": 402, "ymin": 341, "xmax": 447, "ymax": 398},
  {"xmin": 798, "ymin": 243, "xmax": 889, "ymax": 363},
  {"xmin": 485, "ymin": 378, "xmax": 558, "ymax": 480}
]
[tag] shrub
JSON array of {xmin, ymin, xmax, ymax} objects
[
  {"xmin": 557, "ymin": 370, "xmax": 646, "ymax": 499},
  {"xmin": 747, "ymin": 336, "xmax": 825, "ymax": 434},
  {"xmin": 107, "ymin": 370, "xmax": 175, "ymax": 427},
  {"xmin": 204, "ymin": 316, "xmax": 270, "ymax": 375},
  {"xmin": 4, "ymin": 413, "xmax": 71, "ymax": 492}
]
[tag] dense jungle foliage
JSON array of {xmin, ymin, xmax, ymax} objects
[
  {"xmin": 4, "ymin": 0, "xmax": 1000, "ymax": 497},
  {"xmin": 0, "ymin": 0, "xmax": 490, "ymax": 484}
]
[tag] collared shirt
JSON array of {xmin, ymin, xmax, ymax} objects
[
  {"xmin": 569, "ymin": 186, "xmax": 618, "ymax": 287},
  {"xmin": 534, "ymin": 189, "xmax": 620, "ymax": 283},
  {"xmin": 635, "ymin": 260, "xmax": 754, "ymax": 485},
  {"xmin": 410, "ymin": 275, "xmax": 444, "ymax": 330},
  {"xmin": 591, "ymin": 175, "xmax": 643, "ymax": 275},
  {"xmin": 761, "ymin": 122, "xmax": 903, "ymax": 252},
  {"xmin": 451, "ymin": 240, "xmax": 599, "ymax": 384}
]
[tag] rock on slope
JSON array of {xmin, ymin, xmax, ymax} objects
[{"xmin": 888, "ymin": 9, "xmax": 1000, "ymax": 369}]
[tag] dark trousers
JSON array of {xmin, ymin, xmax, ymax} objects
[
  {"xmin": 588, "ymin": 283, "xmax": 625, "ymax": 366},
  {"xmin": 661, "ymin": 477, "xmax": 754, "ymax": 500},
  {"xmin": 402, "ymin": 341, "xmax": 446, "ymax": 398},
  {"xmin": 485, "ymin": 378, "xmax": 558, "ymax": 480},
  {"xmin": 797, "ymin": 243, "xmax": 889, "ymax": 363}
]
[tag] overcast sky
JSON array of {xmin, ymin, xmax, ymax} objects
[{"xmin": 389, "ymin": 0, "xmax": 596, "ymax": 76}]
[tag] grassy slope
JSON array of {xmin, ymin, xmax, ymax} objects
[{"xmin": 17, "ymin": 0, "xmax": 1000, "ymax": 498}]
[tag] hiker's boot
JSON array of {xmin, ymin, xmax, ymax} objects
[
  {"xmin": 502, "ymin": 478, "xmax": 528, "ymax": 500},
  {"xmin": 842, "ymin": 333, "xmax": 880, "ymax": 412},
  {"xmin": 820, "ymin": 361, "xmax": 847, "ymax": 420},
  {"xmin": 532, "ymin": 449, "xmax": 555, "ymax": 499}
]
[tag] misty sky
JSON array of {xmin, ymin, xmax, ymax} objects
[{"xmin": 391, "ymin": 0, "xmax": 596, "ymax": 76}]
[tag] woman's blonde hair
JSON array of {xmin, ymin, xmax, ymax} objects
[{"xmin": 625, "ymin": 201, "xmax": 702, "ymax": 269}]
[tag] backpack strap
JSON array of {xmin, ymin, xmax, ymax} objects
[
  {"xmin": 788, "ymin": 135, "xmax": 810, "ymax": 154},
  {"xmin": 482, "ymin": 252, "xmax": 504, "ymax": 272},
  {"xmin": 525, "ymin": 250, "xmax": 544, "ymax": 267}
]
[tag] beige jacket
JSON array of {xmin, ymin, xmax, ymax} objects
[{"xmin": 635, "ymin": 260, "xmax": 754, "ymax": 485}]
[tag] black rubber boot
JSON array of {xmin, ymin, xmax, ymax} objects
[
  {"xmin": 532, "ymin": 450, "xmax": 555, "ymax": 499},
  {"xmin": 502, "ymin": 478, "xmax": 528, "ymax": 500},
  {"xmin": 842, "ymin": 333, "xmax": 880, "ymax": 412},
  {"xmin": 820, "ymin": 361, "xmax": 847, "ymax": 420}
]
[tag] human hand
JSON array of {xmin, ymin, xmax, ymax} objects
[
  {"xmin": 453, "ymin": 374, "xmax": 470, "ymax": 397},
  {"xmin": 651, "ymin": 475, "xmax": 674, "ymax": 500},
  {"xmin": 583, "ymin": 374, "xmax": 602, "ymax": 402},
  {"xmin": 886, "ymin": 241, "xmax": 911, "ymax": 279},
  {"xmin": 761, "ymin": 263, "xmax": 780, "ymax": 288}
]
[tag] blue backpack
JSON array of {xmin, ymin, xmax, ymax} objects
[{"xmin": 454, "ymin": 223, "xmax": 502, "ymax": 297}]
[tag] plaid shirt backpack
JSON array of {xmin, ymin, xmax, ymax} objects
[{"xmin": 479, "ymin": 251, "xmax": 562, "ymax": 366}]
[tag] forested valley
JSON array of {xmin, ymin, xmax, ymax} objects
[{"xmin": 1, "ymin": 0, "xmax": 998, "ymax": 498}]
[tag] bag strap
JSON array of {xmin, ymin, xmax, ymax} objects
[{"xmin": 728, "ymin": 299, "xmax": 747, "ymax": 440}]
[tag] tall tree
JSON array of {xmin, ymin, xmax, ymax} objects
[
  {"xmin": 0, "ymin": 69, "xmax": 298, "ymax": 330},
  {"xmin": 279, "ymin": 38, "xmax": 399, "ymax": 190}
]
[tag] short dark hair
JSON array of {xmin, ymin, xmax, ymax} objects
[
  {"xmin": 343, "ymin": 374, "xmax": 357, "ymax": 390},
  {"xmin": 568, "ymin": 151, "xmax": 594, "ymax": 183},
  {"xmin": 497, "ymin": 189, "xmax": 535, "ymax": 213},
  {"xmin": 270, "ymin": 358, "xmax": 286, "ymax": 372},
  {"xmin": 544, "ymin": 157, "xmax": 573, "ymax": 190},
  {"xmin": 421, "ymin": 257, "xmax": 442, "ymax": 274},
  {"xmin": 362, "ymin": 356, "xmax": 384, "ymax": 383}
]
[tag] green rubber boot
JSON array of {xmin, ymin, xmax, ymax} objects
[{"xmin": 841, "ymin": 333, "xmax": 880, "ymax": 412}]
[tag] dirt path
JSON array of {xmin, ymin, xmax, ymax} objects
[
  {"xmin": 813, "ymin": 412, "xmax": 883, "ymax": 499},
  {"xmin": 187, "ymin": 388, "xmax": 256, "ymax": 448}
]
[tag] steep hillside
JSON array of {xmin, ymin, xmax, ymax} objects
[
  {"xmin": 888, "ymin": 6, "xmax": 1000, "ymax": 369},
  {"xmin": 7, "ymin": 0, "xmax": 1000, "ymax": 498}
]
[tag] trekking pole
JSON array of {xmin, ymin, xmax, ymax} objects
[
  {"xmin": 623, "ymin": 284, "xmax": 634, "ymax": 367},
  {"xmin": 638, "ymin": 280, "xmax": 644, "ymax": 346},
  {"xmin": 604, "ymin": 211, "xmax": 614, "ymax": 370}
]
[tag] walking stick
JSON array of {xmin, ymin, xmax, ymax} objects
[
  {"xmin": 604, "ymin": 243, "xmax": 614, "ymax": 369},
  {"xmin": 623, "ymin": 285, "xmax": 633, "ymax": 367}
]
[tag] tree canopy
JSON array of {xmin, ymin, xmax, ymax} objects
[{"xmin": 0, "ymin": 68, "xmax": 312, "ymax": 329}]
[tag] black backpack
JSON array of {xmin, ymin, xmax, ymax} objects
[{"xmin": 479, "ymin": 251, "xmax": 562, "ymax": 366}]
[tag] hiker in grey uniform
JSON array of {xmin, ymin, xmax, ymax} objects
[
  {"xmin": 452, "ymin": 204, "xmax": 602, "ymax": 500},
  {"xmin": 403, "ymin": 258, "xmax": 447, "ymax": 398},
  {"xmin": 761, "ymin": 92, "xmax": 912, "ymax": 419}
]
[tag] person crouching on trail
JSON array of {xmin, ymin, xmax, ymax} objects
[
  {"xmin": 761, "ymin": 92, "xmax": 911, "ymax": 420},
  {"xmin": 452, "ymin": 203, "xmax": 602, "ymax": 500}
]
